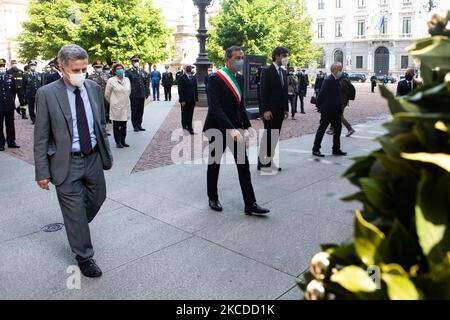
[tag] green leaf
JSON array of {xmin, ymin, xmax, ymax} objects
[
  {"xmin": 378, "ymin": 220, "xmax": 419, "ymax": 269},
  {"xmin": 359, "ymin": 178, "xmax": 393, "ymax": 214},
  {"xmin": 415, "ymin": 172, "xmax": 450, "ymax": 268},
  {"xmin": 379, "ymin": 85, "xmax": 404, "ymax": 115},
  {"xmin": 354, "ymin": 210, "xmax": 385, "ymax": 266},
  {"xmin": 380, "ymin": 264, "xmax": 421, "ymax": 300},
  {"xmin": 402, "ymin": 152, "xmax": 450, "ymax": 172},
  {"xmin": 330, "ymin": 266, "xmax": 378, "ymax": 293}
]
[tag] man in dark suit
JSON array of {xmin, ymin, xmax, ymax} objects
[
  {"xmin": 314, "ymin": 71, "xmax": 325, "ymax": 95},
  {"xmin": 177, "ymin": 65, "xmax": 198, "ymax": 134},
  {"xmin": 396, "ymin": 68, "xmax": 417, "ymax": 96},
  {"xmin": 312, "ymin": 62, "xmax": 347, "ymax": 157},
  {"xmin": 370, "ymin": 74, "xmax": 378, "ymax": 93},
  {"xmin": 258, "ymin": 46, "xmax": 290, "ymax": 171},
  {"xmin": 162, "ymin": 65, "xmax": 174, "ymax": 101},
  {"xmin": 126, "ymin": 55, "xmax": 150, "ymax": 132},
  {"xmin": 298, "ymin": 69, "xmax": 308, "ymax": 114},
  {"xmin": 34, "ymin": 45, "xmax": 113, "ymax": 278},
  {"xmin": 203, "ymin": 46, "xmax": 269, "ymax": 216}
]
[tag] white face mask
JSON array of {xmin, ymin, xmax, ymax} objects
[
  {"xmin": 281, "ymin": 57, "xmax": 289, "ymax": 66},
  {"xmin": 231, "ymin": 59, "xmax": 244, "ymax": 72},
  {"xmin": 336, "ymin": 71, "xmax": 343, "ymax": 78},
  {"xmin": 30, "ymin": 66, "xmax": 37, "ymax": 71},
  {"xmin": 11, "ymin": 64, "xmax": 17, "ymax": 68},
  {"xmin": 68, "ymin": 72, "xmax": 86, "ymax": 87},
  {"xmin": 133, "ymin": 62, "xmax": 140, "ymax": 68},
  {"xmin": 0, "ymin": 67, "xmax": 6, "ymax": 74}
]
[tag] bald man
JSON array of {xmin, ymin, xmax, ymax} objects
[{"xmin": 396, "ymin": 68, "xmax": 417, "ymax": 96}]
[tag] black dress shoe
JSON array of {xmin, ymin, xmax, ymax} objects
[
  {"xmin": 209, "ymin": 200, "xmax": 223, "ymax": 212},
  {"xmin": 134, "ymin": 128, "xmax": 140, "ymax": 132},
  {"xmin": 313, "ymin": 151, "xmax": 325, "ymax": 157},
  {"xmin": 139, "ymin": 127, "xmax": 146, "ymax": 131},
  {"xmin": 116, "ymin": 143, "xmax": 124, "ymax": 148},
  {"xmin": 15, "ymin": 107, "xmax": 21, "ymax": 115},
  {"xmin": 333, "ymin": 150, "xmax": 348, "ymax": 156},
  {"xmin": 188, "ymin": 129, "xmax": 195, "ymax": 135},
  {"xmin": 122, "ymin": 142, "xmax": 130, "ymax": 147},
  {"xmin": 78, "ymin": 259, "xmax": 102, "ymax": 278},
  {"xmin": 245, "ymin": 203, "xmax": 270, "ymax": 216},
  {"xmin": 8, "ymin": 143, "xmax": 20, "ymax": 149},
  {"xmin": 0, "ymin": 146, "xmax": 5, "ymax": 151}
]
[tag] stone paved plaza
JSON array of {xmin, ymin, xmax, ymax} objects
[{"xmin": 0, "ymin": 84, "xmax": 390, "ymax": 299}]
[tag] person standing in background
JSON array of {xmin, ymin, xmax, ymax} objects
[
  {"xmin": 396, "ymin": 68, "xmax": 417, "ymax": 96},
  {"xmin": 126, "ymin": 56, "xmax": 150, "ymax": 132},
  {"xmin": 162, "ymin": 66, "xmax": 173, "ymax": 101},
  {"xmin": 105, "ymin": 63, "xmax": 131, "ymax": 149},
  {"xmin": 7, "ymin": 60, "xmax": 28, "ymax": 119},
  {"xmin": 22, "ymin": 60, "xmax": 43, "ymax": 124},
  {"xmin": 88, "ymin": 60, "xmax": 110, "ymax": 124},
  {"xmin": 0, "ymin": 59, "xmax": 20, "ymax": 151},
  {"xmin": 177, "ymin": 65, "xmax": 198, "ymax": 135},
  {"xmin": 287, "ymin": 67, "xmax": 298, "ymax": 120},
  {"xmin": 150, "ymin": 65, "xmax": 161, "ymax": 101},
  {"xmin": 298, "ymin": 69, "xmax": 308, "ymax": 114},
  {"xmin": 370, "ymin": 74, "xmax": 377, "ymax": 93}
]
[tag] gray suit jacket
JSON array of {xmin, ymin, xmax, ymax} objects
[{"xmin": 34, "ymin": 78, "xmax": 113, "ymax": 186}]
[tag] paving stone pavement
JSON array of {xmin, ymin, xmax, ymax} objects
[{"xmin": 0, "ymin": 99, "xmax": 389, "ymax": 299}]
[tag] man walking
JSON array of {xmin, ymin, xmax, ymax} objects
[
  {"xmin": 177, "ymin": 65, "xmax": 198, "ymax": 135},
  {"xmin": 203, "ymin": 46, "xmax": 269, "ymax": 216},
  {"xmin": 312, "ymin": 62, "xmax": 347, "ymax": 157},
  {"xmin": 162, "ymin": 66, "xmax": 173, "ymax": 101},
  {"xmin": 0, "ymin": 59, "xmax": 20, "ymax": 151},
  {"xmin": 34, "ymin": 45, "xmax": 113, "ymax": 277},
  {"xmin": 22, "ymin": 60, "xmax": 43, "ymax": 124},
  {"xmin": 150, "ymin": 65, "xmax": 161, "ymax": 101},
  {"xmin": 396, "ymin": 68, "xmax": 417, "ymax": 96},
  {"xmin": 258, "ymin": 46, "xmax": 289, "ymax": 171},
  {"xmin": 126, "ymin": 56, "xmax": 150, "ymax": 132}
]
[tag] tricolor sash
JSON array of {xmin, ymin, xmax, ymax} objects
[{"xmin": 216, "ymin": 67, "xmax": 242, "ymax": 106}]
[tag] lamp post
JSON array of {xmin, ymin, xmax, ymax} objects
[
  {"xmin": 422, "ymin": 0, "xmax": 437, "ymax": 12},
  {"xmin": 193, "ymin": 0, "xmax": 213, "ymax": 102}
]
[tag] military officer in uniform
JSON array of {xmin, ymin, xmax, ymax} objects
[
  {"xmin": 7, "ymin": 60, "xmax": 28, "ymax": 119},
  {"xmin": 22, "ymin": 60, "xmax": 43, "ymax": 124},
  {"xmin": 125, "ymin": 55, "xmax": 150, "ymax": 132},
  {"xmin": 0, "ymin": 59, "xmax": 20, "ymax": 151},
  {"xmin": 89, "ymin": 60, "xmax": 110, "ymax": 123}
]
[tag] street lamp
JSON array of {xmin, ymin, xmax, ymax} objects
[
  {"xmin": 422, "ymin": 0, "xmax": 437, "ymax": 12},
  {"xmin": 193, "ymin": 0, "xmax": 214, "ymax": 98}
]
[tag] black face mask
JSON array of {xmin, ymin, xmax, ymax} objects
[{"xmin": 185, "ymin": 68, "xmax": 191, "ymax": 74}]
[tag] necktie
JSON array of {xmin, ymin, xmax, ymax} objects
[
  {"xmin": 278, "ymin": 68, "xmax": 284, "ymax": 87},
  {"xmin": 73, "ymin": 88, "xmax": 93, "ymax": 155}
]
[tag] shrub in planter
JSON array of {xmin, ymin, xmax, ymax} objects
[{"xmin": 299, "ymin": 11, "xmax": 450, "ymax": 300}]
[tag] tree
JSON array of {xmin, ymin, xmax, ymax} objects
[
  {"xmin": 16, "ymin": 0, "xmax": 171, "ymax": 65},
  {"xmin": 207, "ymin": 0, "xmax": 321, "ymax": 67}
]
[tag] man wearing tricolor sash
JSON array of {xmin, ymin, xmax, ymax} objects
[{"xmin": 203, "ymin": 46, "xmax": 270, "ymax": 216}]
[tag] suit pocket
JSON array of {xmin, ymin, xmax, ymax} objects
[{"xmin": 47, "ymin": 141, "xmax": 57, "ymax": 156}]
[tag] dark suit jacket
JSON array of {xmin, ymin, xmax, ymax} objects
[
  {"xmin": 177, "ymin": 74, "xmax": 198, "ymax": 103},
  {"xmin": 260, "ymin": 64, "xmax": 289, "ymax": 117},
  {"xmin": 34, "ymin": 78, "xmax": 113, "ymax": 185},
  {"xmin": 298, "ymin": 73, "xmax": 308, "ymax": 97},
  {"xmin": 0, "ymin": 74, "xmax": 16, "ymax": 112},
  {"xmin": 203, "ymin": 72, "xmax": 251, "ymax": 132},
  {"xmin": 317, "ymin": 75, "xmax": 342, "ymax": 116},
  {"xmin": 396, "ymin": 79, "xmax": 416, "ymax": 96}
]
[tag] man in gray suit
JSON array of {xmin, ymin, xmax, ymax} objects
[{"xmin": 34, "ymin": 45, "xmax": 113, "ymax": 278}]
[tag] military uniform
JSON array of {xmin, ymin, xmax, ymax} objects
[
  {"xmin": 7, "ymin": 60, "xmax": 28, "ymax": 119},
  {"xmin": 125, "ymin": 56, "xmax": 150, "ymax": 131},
  {"xmin": 0, "ymin": 60, "xmax": 20, "ymax": 150},
  {"xmin": 89, "ymin": 60, "xmax": 111, "ymax": 122},
  {"xmin": 22, "ymin": 61, "xmax": 43, "ymax": 124}
]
